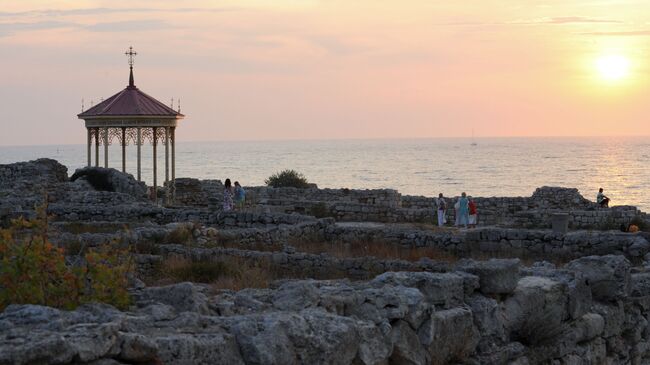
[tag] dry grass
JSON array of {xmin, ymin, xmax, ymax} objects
[
  {"xmin": 205, "ymin": 240, "xmax": 284, "ymax": 252},
  {"xmin": 148, "ymin": 255, "xmax": 281, "ymax": 290},
  {"xmin": 58, "ymin": 222, "xmax": 130, "ymax": 234},
  {"xmin": 293, "ymin": 240, "xmax": 459, "ymax": 263}
]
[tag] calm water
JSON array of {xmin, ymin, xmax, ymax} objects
[{"xmin": 1, "ymin": 137, "xmax": 649, "ymax": 211}]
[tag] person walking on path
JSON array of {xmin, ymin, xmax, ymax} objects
[
  {"xmin": 234, "ymin": 181, "xmax": 246, "ymax": 210},
  {"xmin": 468, "ymin": 196, "xmax": 478, "ymax": 228},
  {"xmin": 597, "ymin": 188, "xmax": 610, "ymax": 208},
  {"xmin": 436, "ymin": 193, "xmax": 447, "ymax": 227},
  {"xmin": 456, "ymin": 192, "xmax": 470, "ymax": 228},
  {"xmin": 223, "ymin": 178, "xmax": 234, "ymax": 211}
]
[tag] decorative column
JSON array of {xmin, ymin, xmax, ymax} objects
[
  {"xmin": 136, "ymin": 127, "xmax": 142, "ymax": 181},
  {"xmin": 152, "ymin": 127, "xmax": 158, "ymax": 202},
  {"xmin": 121, "ymin": 127, "xmax": 126, "ymax": 173},
  {"xmin": 165, "ymin": 127, "xmax": 170, "ymax": 184},
  {"xmin": 171, "ymin": 126, "xmax": 176, "ymax": 182},
  {"xmin": 86, "ymin": 128, "xmax": 91, "ymax": 167},
  {"xmin": 94, "ymin": 128, "xmax": 100, "ymax": 167},
  {"xmin": 103, "ymin": 127, "xmax": 109, "ymax": 168}
]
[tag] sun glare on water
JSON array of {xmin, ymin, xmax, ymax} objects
[{"xmin": 595, "ymin": 55, "xmax": 630, "ymax": 81}]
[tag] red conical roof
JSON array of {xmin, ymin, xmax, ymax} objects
[{"xmin": 78, "ymin": 69, "xmax": 183, "ymax": 118}]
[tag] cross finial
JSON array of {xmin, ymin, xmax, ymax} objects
[
  {"xmin": 125, "ymin": 46, "xmax": 137, "ymax": 87},
  {"xmin": 125, "ymin": 46, "xmax": 137, "ymax": 68}
]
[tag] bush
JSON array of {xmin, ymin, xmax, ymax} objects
[
  {"xmin": 164, "ymin": 257, "xmax": 232, "ymax": 283},
  {"xmin": 0, "ymin": 203, "xmax": 133, "ymax": 311},
  {"xmin": 310, "ymin": 202, "xmax": 333, "ymax": 218},
  {"xmin": 154, "ymin": 256, "xmax": 272, "ymax": 290},
  {"xmin": 163, "ymin": 225, "xmax": 194, "ymax": 244},
  {"xmin": 265, "ymin": 169, "xmax": 310, "ymax": 188}
]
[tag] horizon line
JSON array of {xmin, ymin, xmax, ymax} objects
[{"xmin": 1, "ymin": 134, "xmax": 649, "ymax": 148}]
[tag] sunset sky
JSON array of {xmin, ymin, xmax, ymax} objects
[{"xmin": 1, "ymin": 0, "xmax": 649, "ymax": 146}]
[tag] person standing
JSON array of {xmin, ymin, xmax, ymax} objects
[
  {"xmin": 223, "ymin": 178, "xmax": 234, "ymax": 211},
  {"xmin": 597, "ymin": 188, "xmax": 610, "ymax": 208},
  {"xmin": 468, "ymin": 196, "xmax": 477, "ymax": 228},
  {"xmin": 234, "ymin": 181, "xmax": 246, "ymax": 210},
  {"xmin": 456, "ymin": 192, "xmax": 470, "ymax": 228},
  {"xmin": 436, "ymin": 193, "xmax": 447, "ymax": 227}
]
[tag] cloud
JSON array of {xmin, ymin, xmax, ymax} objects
[
  {"xmin": 510, "ymin": 16, "xmax": 622, "ymax": 24},
  {"xmin": 0, "ymin": 7, "xmax": 237, "ymax": 18},
  {"xmin": 0, "ymin": 19, "xmax": 173, "ymax": 37},
  {"xmin": 580, "ymin": 30, "xmax": 650, "ymax": 36},
  {"xmin": 0, "ymin": 21, "xmax": 74, "ymax": 37},
  {"xmin": 84, "ymin": 19, "xmax": 172, "ymax": 32}
]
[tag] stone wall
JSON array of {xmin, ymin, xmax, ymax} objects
[
  {"xmin": 172, "ymin": 179, "xmax": 644, "ymax": 229},
  {"xmin": 155, "ymin": 243, "xmax": 450, "ymax": 280},
  {"xmin": 323, "ymin": 224, "xmax": 650, "ymax": 261},
  {"xmin": 5, "ymin": 256, "xmax": 650, "ymax": 364}
]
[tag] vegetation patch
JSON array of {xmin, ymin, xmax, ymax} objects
[
  {"xmin": 310, "ymin": 202, "xmax": 334, "ymax": 218},
  {"xmin": 265, "ymin": 169, "xmax": 310, "ymax": 188},
  {"xmin": 0, "ymin": 205, "xmax": 133, "ymax": 310}
]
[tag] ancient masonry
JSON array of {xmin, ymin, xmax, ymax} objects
[{"xmin": 2, "ymin": 158, "xmax": 650, "ymax": 364}]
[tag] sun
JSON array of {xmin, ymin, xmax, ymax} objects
[{"xmin": 595, "ymin": 55, "xmax": 630, "ymax": 81}]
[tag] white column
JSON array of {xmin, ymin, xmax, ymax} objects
[
  {"xmin": 121, "ymin": 127, "xmax": 126, "ymax": 173},
  {"xmin": 136, "ymin": 127, "xmax": 141, "ymax": 181},
  {"xmin": 103, "ymin": 127, "xmax": 109, "ymax": 168},
  {"xmin": 86, "ymin": 128, "xmax": 91, "ymax": 167},
  {"xmin": 171, "ymin": 127, "xmax": 176, "ymax": 182},
  {"xmin": 152, "ymin": 127, "xmax": 158, "ymax": 202},
  {"xmin": 165, "ymin": 127, "xmax": 170, "ymax": 184},
  {"xmin": 94, "ymin": 128, "xmax": 99, "ymax": 167}
]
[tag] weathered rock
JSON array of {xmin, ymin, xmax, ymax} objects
[
  {"xmin": 133, "ymin": 282, "xmax": 211, "ymax": 314},
  {"xmin": 501, "ymin": 276, "xmax": 568, "ymax": 338},
  {"xmin": 456, "ymin": 258, "xmax": 520, "ymax": 294},
  {"xmin": 154, "ymin": 332, "xmax": 244, "ymax": 365},
  {"xmin": 390, "ymin": 320, "xmax": 429, "ymax": 365},
  {"xmin": 419, "ymin": 306, "xmax": 479, "ymax": 364},
  {"xmin": 630, "ymin": 272, "xmax": 650, "ymax": 297},
  {"xmin": 371, "ymin": 271, "xmax": 464, "ymax": 309},
  {"xmin": 571, "ymin": 313, "xmax": 605, "ymax": 342},
  {"xmin": 567, "ymin": 255, "xmax": 631, "ymax": 301},
  {"xmin": 71, "ymin": 166, "xmax": 147, "ymax": 200},
  {"xmin": 522, "ymin": 264, "xmax": 592, "ymax": 320}
]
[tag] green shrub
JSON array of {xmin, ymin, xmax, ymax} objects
[
  {"xmin": 0, "ymin": 204, "xmax": 133, "ymax": 311},
  {"xmin": 310, "ymin": 202, "xmax": 333, "ymax": 218},
  {"xmin": 162, "ymin": 257, "xmax": 233, "ymax": 283},
  {"xmin": 265, "ymin": 169, "xmax": 310, "ymax": 188},
  {"xmin": 164, "ymin": 225, "xmax": 194, "ymax": 244}
]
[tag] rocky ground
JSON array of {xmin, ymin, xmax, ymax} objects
[{"xmin": 2, "ymin": 158, "xmax": 650, "ymax": 364}]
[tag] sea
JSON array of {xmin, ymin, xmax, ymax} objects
[{"xmin": 1, "ymin": 137, "xmax": 649, "ymax": 212}]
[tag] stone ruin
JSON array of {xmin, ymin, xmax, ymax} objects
[{"xmin": 2, "ymin": 158, "xmax": 650, "ymax": 364}]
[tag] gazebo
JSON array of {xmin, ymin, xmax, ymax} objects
[{"xmin": 78, "ymin": 47, "xmax": 184, "ymax": 201}]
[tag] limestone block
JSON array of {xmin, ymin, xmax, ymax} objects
[
  {"xmin": 389, "ymin": 320, "xmax": 429, "ymax": 365},
  {"xmin": 572, "ymin": 313, "xmax": 605, "ymax": 342},
  {"xmin": 370, "ymin": 272, "xmax": 464, "ymax": 309},
  {"xmin": 631, "ymin": 272, "xmax": 650, "ymax": 297},
  {"xmin": 501, "ymin": 276, "xmax": 568, "ymax": 335},
  {"xmin": 456, "ymin": 258, "xmax": 520, "ymax": 294},
  {"xmin": 418, "ymin": 306, "xmax": 479, "ymax": 364},
  {"xmin": 566, "ymin": 255, "xmax": 631, "ymax": 301}
]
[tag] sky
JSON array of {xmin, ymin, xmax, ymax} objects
[{"xmin": 1, "ymin": 0, "xmax": 650, "ymax": 146}]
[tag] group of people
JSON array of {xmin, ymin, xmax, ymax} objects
[
  {"xmin": 223, "ymin": 178, "xmax": 246, "ymax": 211},
  {"xmin": 435, "ymin": 192, "xmax": 477, "ymax": 228},
  {"xmin": 434, "ymin": 188, "xmax": 612, "ymax": 229}
]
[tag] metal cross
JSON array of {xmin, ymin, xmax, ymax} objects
[{"xmin": 125, "ymin": 46, "xmax": 137, "ymax": 67}]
